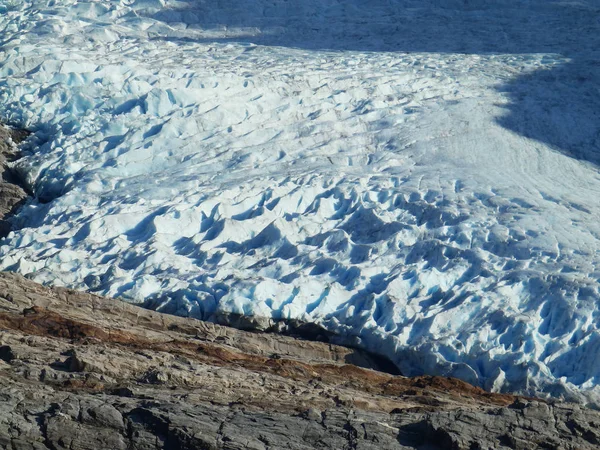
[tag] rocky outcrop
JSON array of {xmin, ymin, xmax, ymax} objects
[
  {"xmin": 0, "ymin": 126, "xmax": 28, "ymax": 237},
  {"xmin": 1, "ymin": 272, "xmax": 600, "ymax": 449}
]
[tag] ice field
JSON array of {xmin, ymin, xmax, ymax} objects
[{"xmin": 1, "ymin": 0, "xmax": 600, "ymax": 403}]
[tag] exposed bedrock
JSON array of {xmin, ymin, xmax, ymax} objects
[{"xmin": 0, "ymin": 126, "xmax": 28, "ymax": 237}]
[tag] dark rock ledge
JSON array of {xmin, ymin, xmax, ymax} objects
[{"xmin": 0, "ymin": 125, "xmax": 29, "ymax": 237}]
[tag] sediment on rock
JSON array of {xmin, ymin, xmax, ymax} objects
[{"xmin": 212, "ymin": 311, "xmax": 403, "ymax": 375}]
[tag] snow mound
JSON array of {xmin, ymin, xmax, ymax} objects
[{"xmin": 1, "ymin": 0, "xmax": 600, "ymax": 404}]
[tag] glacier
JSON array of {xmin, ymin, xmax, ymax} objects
[{"xmin": 1, "ymin": 0, "xmax": 600, "ymax": 404}]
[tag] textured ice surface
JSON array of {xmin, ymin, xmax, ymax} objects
[{"xmin": 1, "ymin": 0, "xmax": 600, "ymax": 404}]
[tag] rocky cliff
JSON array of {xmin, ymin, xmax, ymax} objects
[{"xmin": 0, "ymin": 126, "xmax": 28, "ymax": 237}]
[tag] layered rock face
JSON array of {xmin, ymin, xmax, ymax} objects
[
  {"xmin": 0, "ymin": 126, "xmax": 28, "ymax": 237},
  {"xmin": 1, "ymin": 272, "xmax": 600, "ymax": 450}
]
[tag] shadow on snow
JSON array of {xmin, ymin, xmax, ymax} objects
[{"xmin": 145, "ymin": 0, "xmax": 600, "ymax": 165}]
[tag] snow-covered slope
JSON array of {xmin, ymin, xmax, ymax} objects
[{"xmin": 1, "ymin": 0, "xmax": 600, "ymax": 403}]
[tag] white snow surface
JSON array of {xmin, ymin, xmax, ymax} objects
[{"xmin": 1, "ymin": 0, "xmax": 600, "ymax": 403}]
